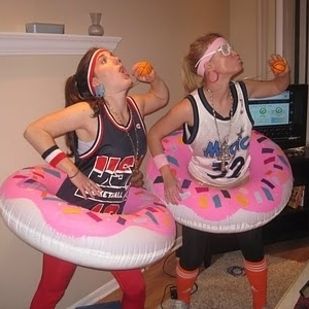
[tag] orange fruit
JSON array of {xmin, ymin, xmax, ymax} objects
[
  {"xmin": 136, "ymin": 61, "xmax": 153, "ymax": 76},
  {"xmin": 271, "ymin": 60, "xmax": 286, "ymax": 74}
]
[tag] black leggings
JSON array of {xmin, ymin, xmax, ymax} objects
[{"xmin": 179, "ymin": 225, "xmax": 265, "ymax": 271}]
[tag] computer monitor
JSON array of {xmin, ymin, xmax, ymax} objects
[{"xmin": 248, "ymin": 84, "xmax": 308, "ymax": 149}]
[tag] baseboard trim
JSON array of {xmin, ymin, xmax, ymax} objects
[
  {"xmin": 66, "ymin": 278, "xmax": 119, "ymax": 309},
  {"xmin": 67, "ymin": 236, "xmax": 182, "ymax": 308}
]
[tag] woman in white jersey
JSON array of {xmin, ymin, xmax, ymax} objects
[{"xmin": 148, "ymin": 33, "xmax": 290, "ymax": 309}]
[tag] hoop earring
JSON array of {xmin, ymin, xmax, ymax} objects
[
  {"xmin": 94, "ymin": 83, "xmax": 105, "ymax": 98},
  {"xmin": 208, "ymin": 70, "xmax": 219, "ymax": 83}
]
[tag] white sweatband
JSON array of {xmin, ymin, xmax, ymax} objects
[{"xmin": 153, "ymin": 154, "xmax": 169, "ymax": 170}]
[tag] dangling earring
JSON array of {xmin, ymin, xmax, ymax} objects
[
  {"xmin": 94, "ymin": 83, "xmax": 105, "ymax": 97},
  {"xmin": 208, "ymin": 70, "xmax": 219, "ymax": 83}
]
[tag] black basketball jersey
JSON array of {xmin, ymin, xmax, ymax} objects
[{"xmin": 56, "ymin": 97, "xmax": 147, "ymax": 214}]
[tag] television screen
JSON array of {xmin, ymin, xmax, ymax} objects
[
  {"xmin": 248, "ymin": 84, "xmax": 308, "ymax": 149},
  {"xmin": 249, "ymin": 91, "xmax": 291, "ymax": 127}
]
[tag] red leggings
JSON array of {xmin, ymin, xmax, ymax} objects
[{"xmin": 30, "ymin": 254, "xmax": 145, "ymax": 309}]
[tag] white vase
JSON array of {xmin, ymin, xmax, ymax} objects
[{"xmin": 88, "ymin": 12, "xmax": 104, "ymax": 36}]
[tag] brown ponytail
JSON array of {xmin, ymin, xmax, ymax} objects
[{"xmin": 64, "ymin": 48, "xmax": 103, "ymax": 156}]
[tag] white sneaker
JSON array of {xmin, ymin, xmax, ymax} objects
[{"xmin": 173, "ymin": 300, "xmax": 190, "ymax": 309}]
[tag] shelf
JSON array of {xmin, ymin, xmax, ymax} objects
[{"xmin": 0, "ymin": 32, "xmax": 122, "ymax": 55}]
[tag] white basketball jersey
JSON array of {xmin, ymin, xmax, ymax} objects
[{"xmin": 183, "ymin": 81, "xmax": 253, "ymax": 187}]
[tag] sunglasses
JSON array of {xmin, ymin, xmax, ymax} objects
[{"xmin": 204, "ymin": 43, "xmax": 233, "ymax": 58}]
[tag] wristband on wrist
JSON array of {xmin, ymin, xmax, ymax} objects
[
  {"xmin": 41, "ymin": 145, "xmax": 67, "ymax": 168},
  {"xmin": 153, "ymin": 153, "xmax": 169, "ymax": 170}
]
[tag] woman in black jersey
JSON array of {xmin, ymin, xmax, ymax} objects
[{"xmin": 24, "ymin": 47, "xmax": 169, "ymax": 309}]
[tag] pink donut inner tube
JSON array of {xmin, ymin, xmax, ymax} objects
[
  {"xmin": 146, "ymin": 130, "xmax": 293, "ymax": 233},
  {"xmin": 0, "ymin": 165, "xmax": 176, "ymax": 269}
]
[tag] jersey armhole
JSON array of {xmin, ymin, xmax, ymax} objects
[
  {"xmin": 183, "ymin": 95, "xmax": 199, "ymax": 144},
  {"xmin": 238, "ymin": 81, "xmax": 255, "ymax": 125},
  {"xmin": 126, "ymin": 96, "xmax": 146, "ymax": 133},
  {"xmin": 78, "ymin": 115, "xmax": 103, "ymax": 159}
]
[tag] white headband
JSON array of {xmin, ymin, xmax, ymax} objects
[{"xmin": 195, "ymin": 37, "xmax": 227, "ymax": 77}]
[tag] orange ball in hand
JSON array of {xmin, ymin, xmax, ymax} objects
[
  {"xmin": 135, "ymin": 61, "xmax": 153, "ymax": 76},
  {"xmin": 271, "ymin": 60, "xmax": 286, "ymax": 74}
]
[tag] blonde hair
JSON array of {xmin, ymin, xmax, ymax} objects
[{"xmin": 182, "ymin": 33, "xmax": 223, "ymax": 93}]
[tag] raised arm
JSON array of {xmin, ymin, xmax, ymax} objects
[
  {"xmin": 131, "ymin": 62, "xmax": 169, "ymax": 116},
  {"xmin": 244, "ymin": 54, "xmax": 290, "ymax": 99}
]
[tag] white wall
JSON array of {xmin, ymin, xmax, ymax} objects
[
  {"xmin": 0, "ymin": 1, "xmax": 230, "ymax": 308},
  {"xmin": 230, "ymin": 0, "xmax": 276, "ymax": 80}
]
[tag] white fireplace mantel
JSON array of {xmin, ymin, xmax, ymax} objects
[{"xmin": 0, "ymin": 32, "xmax": 122, "ymax": 55}]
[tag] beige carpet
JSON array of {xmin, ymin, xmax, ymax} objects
[{"xmin": 162, "ymin": 250, "xmax": 305, "ymax": 309}]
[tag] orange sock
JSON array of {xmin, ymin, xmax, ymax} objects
[
  {"xmin": 176, "ymin": 261, "xmax": 199, "ymax": 304},
  {"xmin": 244, "ymin": 258, "xmax": 267, "ymax": 309}
]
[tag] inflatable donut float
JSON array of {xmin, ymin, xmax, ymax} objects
[
  {"xmin": 146, "ymin": 130, "xmax": 293, "ymax": 233},
  {"xmin": 0, "ymin": 165, "xmax": 176, "ymax": 269}
]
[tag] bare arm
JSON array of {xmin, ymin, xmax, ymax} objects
[
  {"xmin": 244, "ymin": 55, "xmax": 290, "ymax": 99},
  {"xmin": 131, "ymin": 64, "xmax": 169, "ymax": 117},
  {"xmin": 148, "ymin": 98, "xmax": 193, "ymax": 156},
  {"xmin": 24, "ymin": 102, "xmax": 94, "ymax": 155},
  {"xmin": 24, "ymin": 102, "xmax": 101, "ymax": 198},
  {"xmin": 148, "ymin": 98, "xmax": 193, "ymax": 204}
]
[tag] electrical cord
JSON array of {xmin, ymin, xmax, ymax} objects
[{"xmin": 162, "ymin": 250, "xmax": 176, "ymax": 278}]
